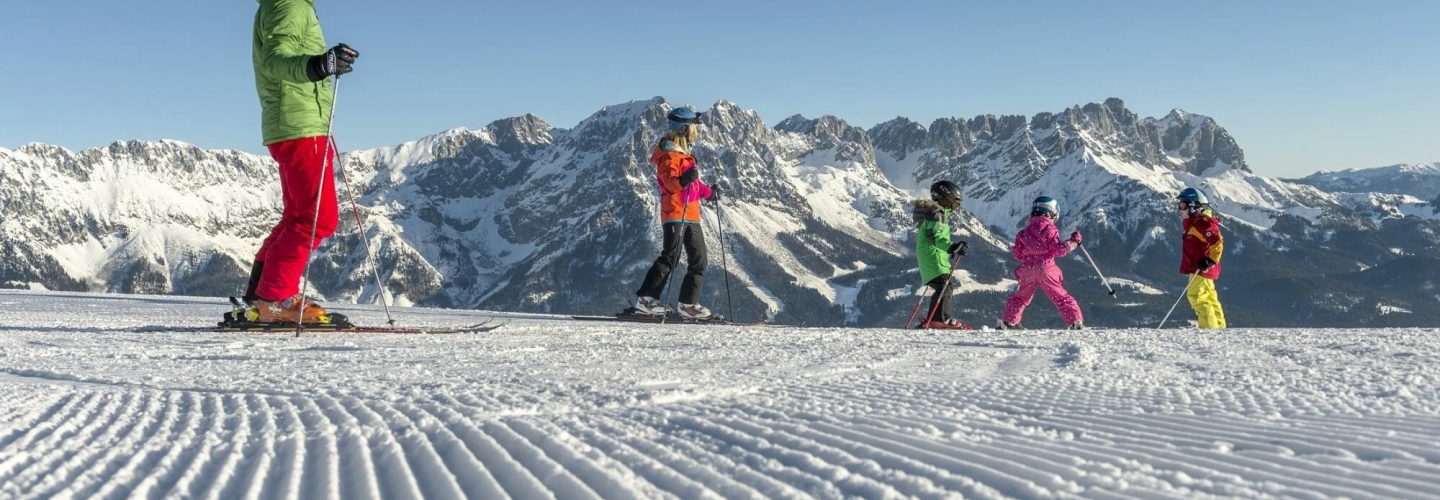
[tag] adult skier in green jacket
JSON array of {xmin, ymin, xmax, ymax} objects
[{"xmin": 236, "ymin": 0, "xmax": 359, "ymax": 324}]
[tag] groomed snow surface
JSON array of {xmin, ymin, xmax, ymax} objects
[{"xmin": 0, "ymin": 290, "xmax": 1436, "ymax": 499}]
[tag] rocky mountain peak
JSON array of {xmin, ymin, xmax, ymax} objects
[
  {"xmin": 486, "ymin": 114, "xmax": 553, "ymax": 149},
  {"xmin": 866, "ymin": 117, "xmax": 928, "ymax": 158}
]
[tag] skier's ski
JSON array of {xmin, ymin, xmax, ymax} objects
[
  {"xmin": 214, "ymin": 319, "xmax": 505, "ymax": 334},
  {"xmin": 571, "ymin": 314, "xmax": 733, "ymax": 325},
  {"xmin": 567, "ymin": 306, "xmax": 777, "ymax": 327},
  {"xmin": 209, "ymin": 296, "xmax": 504, "ymax": 333},
  {"xmin": 129, "ymin": 319, "xmax": 504, "ymax": 334},
  {"xmin": 572, "ymin": 307, "xmax": 734, "ymax": 325}
]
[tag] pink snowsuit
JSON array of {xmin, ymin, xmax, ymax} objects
[{"xmin": 1003, "ymin": 216, "xmax": 1083, "ymax": 326}]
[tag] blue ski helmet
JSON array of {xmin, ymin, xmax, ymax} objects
[
  {"xmin": 1176, "ymin": 187, "xmax": 1209, "ymax": 207},
  {"xmin": 667, "ymin": 106, "xmax": 703, "ymax": 131},
  {"xmin": 1031, "ymin": 196, "xmax": 1058, "ymax": 218}
]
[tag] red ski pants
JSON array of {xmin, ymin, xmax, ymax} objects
[{"xmin": 253, "ymin": 136, "xmax": 338, "ymax": 302}]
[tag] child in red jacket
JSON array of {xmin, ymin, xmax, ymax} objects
[{"xmin": 1177, "ymin": 187, "xmax": 1226, "ymax": 329}]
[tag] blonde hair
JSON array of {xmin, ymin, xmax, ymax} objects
[{"xmin": 660, "ymin": 127, "xmax": 694, "ymax": 153}]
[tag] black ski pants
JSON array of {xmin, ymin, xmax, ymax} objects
[
  {"xmin": 636, "ymin": 223, "xmax": 707, "ymax": 304},
  {"xmin": 924, "ymin": 274, "xmax": 953, "ymax": 323}
]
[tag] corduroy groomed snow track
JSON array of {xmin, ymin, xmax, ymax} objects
[{"xmin": 1, "ymin": 290, "xmax": 1437, "ymax": 499}]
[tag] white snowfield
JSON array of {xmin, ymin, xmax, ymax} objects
[{"xmin": 0, "ymin": 290, "xmax": 1436, "ymax": 499}]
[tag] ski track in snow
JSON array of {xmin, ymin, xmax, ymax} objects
[{"xmin": 0, "ymin": 290, "xmax": 1437, "ymax": 499}]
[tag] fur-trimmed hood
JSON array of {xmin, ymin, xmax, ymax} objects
[{"xmin": 912, "ymin": 199, "xmax": 947, "ymax": 226}]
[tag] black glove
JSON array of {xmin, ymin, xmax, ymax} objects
[
  {"xmin": 1197, "ymin": 257, "xmax": 1215, "ymax": 271},
  {"xmin": 306, "ymin": 43, "xmax": 359, "ymax": 82},
  {"xmin": 709, "ymin": 184, "xmax": 721, "ymax": 202},
  {"xmin": 678, "ymin": 168, "xmax": 698, "ymax": 188},
  {"xmin": 948, "ymin": 241, "xmax": 968, "ymax": 257}
]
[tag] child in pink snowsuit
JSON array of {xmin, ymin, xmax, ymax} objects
[{"xmin": 1001, "ymin": 196, "xmax": 1084, "ymax": 329}]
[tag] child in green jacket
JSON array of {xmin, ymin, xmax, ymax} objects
[{"xmin": 912, "ymin": 181, "xmax": 970, "ymax": 329}]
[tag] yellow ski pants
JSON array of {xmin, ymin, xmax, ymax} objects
[{"xmin": 1186, "ymin": 276, "xmax": 1227, "ymax": 329}]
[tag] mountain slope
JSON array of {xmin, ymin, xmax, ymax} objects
[
  {"xmin": 869, "ymin": 98, "xmax": 1440, "ymax": 327},
  {"xmin": 2, "ymin": 98, "xmax": 1437, "ymax": 327},
  {"xmin": 1291, "ymin": 162, "xmax": 1440, "ymax": 199}
]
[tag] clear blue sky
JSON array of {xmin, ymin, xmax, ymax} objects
[{"xmin": 2, "ymin": 1, "xmax": 1435, "ymax": 177}]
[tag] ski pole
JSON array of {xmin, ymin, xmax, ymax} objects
[
  {"xmin": 658, "ymin": 189, "xmax": 693, "ymax": 324},
  {"xmin": 333, "ymin": 136, "xmax": 396, "ymax": 326},
  {"xmin": 1157, "ymin": 271, "xmax": 1200, "ymax": 329},
  {"xmin": 296, "ymin": 75, "xmax": 341, "ymax": 336},
  {"xmin": 1077, "ymin": 244, "xmax": 1117, "ymax": 298},
  {"xmin": 903, "ymin": 288, "xmax": 926, "ymax": 329},
  {"xmin": 713, "ymin": 195, "xmax": 736, "ymax": 321}
]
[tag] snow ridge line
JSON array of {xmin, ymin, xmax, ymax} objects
[
  {"xmin": 0, "ymin": 381, "xmax": 1435, "ymax": 499},
  {"xmin": 2, "ymin": 392, "xmax": 114, "ymax": 494},
  {"xmin": 795, "ymin": 378, "xmax": 1439, "ymax": 498},
  {"xmin": 23, "ymin": 392, "xmax": 142, "ymax": 497},
  {"xmin": 312, "ymin": 393, "xmax": 384, "ymax": 500},
  {"xmin": 396, "ymin": 399, "xmax": 508, "ymax": 498}
]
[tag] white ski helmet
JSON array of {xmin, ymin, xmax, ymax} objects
[{"xmin": 1031, "ymin": 195, "xmax": 1058, "ymax": 218}]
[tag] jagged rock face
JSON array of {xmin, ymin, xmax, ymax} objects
[
  {"xmin": 0, "ymin": 140, "xmax": 278, "ymax": 295},
  {"xmin": 3, "ymin": 98, "xmax": 1437, "ymax": 326},
  {"xmin": 874, "ymin": 98, "xmax": 1250, "ymax": 201}
]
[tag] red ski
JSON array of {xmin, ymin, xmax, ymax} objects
[
  {"xmin": 214, "ymin": 320, "xmax": 505, "ymax": 334},
  {"xmin": 129, "ymin": 319, "xmax": 504, "ymax": 335}
]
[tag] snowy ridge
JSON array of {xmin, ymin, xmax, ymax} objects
[
  {"xmin": 869, "ymin": 98, "xmax": 1440, "ymax": 327},
  {"xmin": 1293, "ymin": 162, "xmax": 1440, "ymax": 199},
  {"xmin": 3, "ymin": 98, "xmax": 1439, "ymax": 326},
  {"xmin": 0, "ymin": 291, "xmax": 1437, "ymax": 498},
  {"xmin": 0, "ymin": 140, "xmax": 280, "ymax": 296}
]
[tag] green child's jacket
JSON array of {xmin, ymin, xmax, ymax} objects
[{"xmin": 913, "ymin": 199, "xmax": 954, "ymax": 283}]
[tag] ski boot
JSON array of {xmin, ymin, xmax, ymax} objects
[
  {"xmin": 631, "ymin": 296, "xmax": 672, "ymax": 317},
  {"xmin": 678, "ymin": 303, "xmax": 717, "ymax": 321},
  {"xmin": 997, "ymin": 320, "xmax": 1025, "ymax": 330},
  {"xmin": 1067, "ymin": 321, "xmax": 1085, "ymax": 330},
  {"xmin": 252, "ymin": 294, "xmax": 334, "ymax": 324}
]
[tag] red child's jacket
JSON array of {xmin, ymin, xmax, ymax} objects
[{"xmin": 1180, "ymin": 208, "xmax": 1224, "ymax": 279}]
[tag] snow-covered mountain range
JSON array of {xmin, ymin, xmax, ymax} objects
[
  {"xmin": 1290, "ymin": 162, "xmax": 1440, "ymax": 200},
  {"xmin": 3, "ymin": 97, "xmax": 1437, "ymax": 327}
]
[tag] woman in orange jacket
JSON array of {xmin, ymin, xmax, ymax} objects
[{"xmin": 632, "ymin": 106, "xmax": 718, "ymax": 319}]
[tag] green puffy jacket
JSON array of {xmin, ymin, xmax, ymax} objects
[
  {"xmin": 913, "ymin": 199, "xmax": 954, "ymax": 283},
  {"xmin": 253, "ymin": 0, "xmax": 333, "ymax": 145}
]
